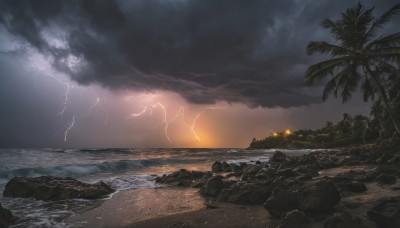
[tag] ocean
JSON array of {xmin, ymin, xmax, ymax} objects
[{"xmin": 0, "ymin": 148, "xmax": 314, "ymax": 227}]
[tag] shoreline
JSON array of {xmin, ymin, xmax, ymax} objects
[
  {"xmin": 3, "ymin": 147, "xmax": 400, "ymax": 227},
  {"xmin": 64, "ymin": 163, "xmax": 400, "ymax": 228},
  {"xmin": 65, "ymin": 187, "xmax": 269, "ymax": 228},
  {"xmin": 64, "ymin": 187, "xmax": 206, "ymax": 227}
]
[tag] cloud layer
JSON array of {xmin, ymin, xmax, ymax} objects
[{"xmin": 1, "ymin": 0, "xmax": 399, "ymax": 108}]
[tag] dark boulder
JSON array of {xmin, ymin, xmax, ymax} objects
[
  {"xmin": 229, "ymin": 163, "xmax": 241, "ymax": 172},
  {"xmin": 293, "ymin": 165, "xmax": 319, "ymax": 178},
  {"xmin": 156, "ymin": 169, "xmax": 211, "ymax": 187},
  {"xmin": 376, "ymin": 174, "xmax": 396, "ymax": 185},
  {"xmin": 0, "ymin": 203, "xmax": 18, "ymax": 228},
  {"xmin": 270, "ymin": 151, "xmax": 287, "ymax": 163},
  {"xmin": 201, "ymin": 176, "xmax": 225, "ymax": 197},
  {"xmin": 221, "ymin": 161, "xmax": 232, "ymax": 172},
  {"xmin": 347, "ymin": 181, "xmax": 367, "ymax": 193},
  {"xmin": 367, "ymin": 197, "xmax": 400, "ymax": 228},
  {"xmin": 276, "ymin": 168, "xmax": 297, "ymax": 178},
  {"xmin": 324, "ymin": 211, "xmax": 362, "ymax": 228},
  {"xmin": 3, "ymin": 176, "xmax": 114, "ymax": 201},
  {"xmin": 297, "ymin": 179, "xmax": 340, "ymax": 214},
  {"xmin": 333, "ymin": 173, "xmax": 367, "ymax": 195},
  {"xmin": 211, "ymin": 161, "xmax": 223, "ymax": 173},
  {"xmin": 280, "ymin": 210, "xmax": 309, "ymax": 228},
  {"xmin": 240, "ymin": 165, "xmax": 263, "ymax": 181},
  {"xmin": 264, "ymin": 187, "xmax": 298, "ymax": 217},
  {"xmin": 217, "ymin": 182, "xmax": 272, "ymax": 204},
  {"xmin": 297, "ymin": 154, "xmax": 319, "ymax": 169},
  {"xmin": 318, "ymin": 155, "xmax": 339, "ymax": 169}
]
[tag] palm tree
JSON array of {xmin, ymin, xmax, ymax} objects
[{"xmin": 305, "ymin": 2, "xmax": 400, "ymax": 136}]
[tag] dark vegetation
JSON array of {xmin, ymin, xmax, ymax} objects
[
  {"xmin": 251, "ymin": 2, "xmax": 400, "ymax": 149},
  {"xmin": 250, "ymin": 113, "xmax": 386, "ymax": 149}
]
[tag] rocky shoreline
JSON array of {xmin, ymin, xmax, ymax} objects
[
  {"xmin": 1, "ymin": 147, "xmax": 400, "ymax": 227},
  {"xmin": 0, "ymin": 176, "xmax": 115, "ymax": 227},
  {"xmin": 156, "ymin": 147, "xmax": 400, "ymax": 227}
]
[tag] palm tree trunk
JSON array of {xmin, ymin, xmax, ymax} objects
[
  {"xmin": 365, "ymin": 65, "xmax": 400, "ymax": 136},
  {"xmin": 377, "ymin": 116, "xmax": 385, "ymax": 136}
]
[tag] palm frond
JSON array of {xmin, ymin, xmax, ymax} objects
[
  {"xmin": 339, "ymin": 3, "xmax": 374, "ymax": 48},
  {"xmin": 369, "ymin": 51, "xmax": 400, "ymax": 64},
  {"xmin": 322, "ymin": 76, "xmax": 340, "ymax": 101},
  {"xmin": 305, "ymin": 58, "xmax": 348, "ymax": 85},
  {"xmin": 364, "ymin": 3, "xmax": 400, "ymax": 42},
  {"xmin": 367, "ymin": 32, "xmax": 400, "ymax": 49},
  {"xmin": 339, "ymin": 65, "xmax": 361, "ymax": 103},
  {"xmin": 307, "ymin": 41, "xmax": 348, "ymax": 56},
  {"xmin": 321, "ymin": 64, "xmax": 359, "ymax": 102}
]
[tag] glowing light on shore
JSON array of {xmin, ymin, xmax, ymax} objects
[
  {"xmin": 272, "ymin": 132, "xmax": 278, "ymax": 137},
  {"xmin": 285, "ymin": 129, "xmax": 292, "ymax": 135}
]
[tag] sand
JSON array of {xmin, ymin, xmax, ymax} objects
[
  {"xmin": 65, "ymin": 165, "xmax": 399, "ymax": 228},
  {"xmin": 65, "ymin": 187, "xmax": 269, "ymax": 228}
]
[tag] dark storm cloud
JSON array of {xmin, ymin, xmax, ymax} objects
[{"xmin": 1, "ymin": 0, "xmax": 399, "ymax": 108}]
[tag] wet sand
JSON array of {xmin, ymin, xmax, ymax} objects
[
  {"xmin": 127, "ymin": 203, "xmax": 269, "ymax": 228},
  {"xmin": 65, "ymin": 187, "xmax": 206, "ymax": 227},
  {"xmin": 66, "ymin": 165, "xmax": 399, "ymax": 228},
  {"xmin": 65, "ymin": 187, "xmax": 269, "ymax": 228}
]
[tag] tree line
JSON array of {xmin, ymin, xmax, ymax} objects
[{"xmin": 250, "ymin": 2, "xmax": 400, "ymax": 149}]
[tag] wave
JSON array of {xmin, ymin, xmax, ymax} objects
[{"xmin": 0, "ymin": 157, "xmax": 197, "ymax": 182}]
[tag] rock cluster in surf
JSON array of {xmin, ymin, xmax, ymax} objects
[
  {"xmin": 3, "ymin": 176, "xmax": 115, "ymax": 201},
  {"xmin": 156, "ymin": 147, "xmax": 400, "ymax": 227}
]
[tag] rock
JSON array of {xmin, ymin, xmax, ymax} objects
[
  {"xmin": 241, "ymin": 165, "xmax": 264, "ymax": 181},
  {"xmin": 297, "ymin": 179, "xmax": 340, "ymax": 213},
  {"xmin": 3, "ymin": 176, "xmax": 115, "ymax": 201},
  {"xmin": 156, "ymin": 169, "xmax": 211, "ymax": 187},
  {"xmin": 279, "ymin": 210, "xmax": 309, "ymax": 228},
  {"xmin": 367, "ymin": 197, "xmax": 400, "ymax": 228},
  {"xmin": 201, "ymin": 176, "xmax": 225, "ymax": 197},
  {"xmin": 293, "ymin": 165, "xmax": 319, "ymax": 177},
  {"xmin": 0, "ymin": 203, "xmax": 18, "ymax": 228},
  {"xmin": 333, "ymin": 173, "xmax": 367, "ymax": 194},
  {"xmin": 229, "ymin": 163, "xmax": 241, "ymax": 172},
  {"xmin": 376, "ymin": 174, "xmax": 396, "ymax": 185},
  {"xmin": 324, "ymin": 211, "xmax": 362, "ymax": 228},
  {"xmin": 276, "ymin": 168, "xmax": 297, "ymax": 178},
  {"xmin": 221, "ymin": 161, "xmax": 232, "ymax": 172},
  {"xmin": 362, "ymin": 171, "xmax": 377, "ymax": 182},
  {"xmin": 318, "ymin": 155, "xmax": 339, "ymax": 169},
  {"xmin": 270, "ymin": 151, "xmax": 287, "ymax": 163},
  {"xmin": 211, "ymin": 161, "xmax": 223, "ymax": 173},
  {"xmin": 347, "ymin": 181, "xmax": 367, "ymax": 193},
  {"xmin": 297, "ymin": 154, "xmax": 319, "ymax": 169},
  {"xmin": 264, "ymin": 187, "xmax": 298, "ymax": 217},
  {"xmin": 217, "ymin": 182, "xmax": 272, "ymax": 204}
]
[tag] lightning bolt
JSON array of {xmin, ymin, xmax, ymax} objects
[
  {"xmin": 128, "ymin": 103, "xmax": 173, "ymax": 146},
  {"xmin": 86, "ymin": 97, "xmax": 109, "ymax": 125},
  {"xmin": 64, "ymin": 116, "xmax": 75, "ymax": 142},
  {"xmin": 152, "ymin": 103, "xmax": 172, "ymax": 146},
  {"xmin": 179, "ymin": 106, "xmax": 224, "ymax": 143},
  {"xmin": 58, "ymin": 82, "xmax": 72, "ymax": 116},
  {"xmin": 128, "ymin": 107, "xmax": 149, "ymax": 118}
]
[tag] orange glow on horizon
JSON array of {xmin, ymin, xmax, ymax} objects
[{"xmin": 285, "ymin": 129, "xmax": 292, "ymax": 135}]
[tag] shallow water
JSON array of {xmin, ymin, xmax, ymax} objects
[{"xmin": 0, "ymin": 148, "xmax": 314, "ymax": 227}]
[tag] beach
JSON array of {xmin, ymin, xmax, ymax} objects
[
  {"xmin": 2, "ymin": 147, "xmax": 400, "ymax": 227},
  {"xmin": 66, "ymin": 188, "xmax": 269, "ymax": 228}
]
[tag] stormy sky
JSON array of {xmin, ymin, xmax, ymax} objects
[{"xmin": 0, "ymin": 0, "xmax": 398, "ymax": 148}]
